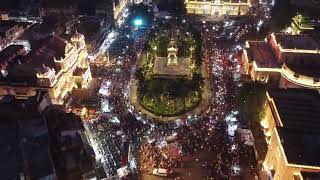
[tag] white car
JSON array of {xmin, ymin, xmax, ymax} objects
[{"xmin": 153, "ymin": 168, "xmax": 168, "ymax": 177}]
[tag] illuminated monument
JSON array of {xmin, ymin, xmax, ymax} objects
[
  {"xmin": 185, "ymin": 0, "xmax": 251, "ymax": 16},
  {"xmin": 153, "ymin": 38, "xmax": 194, "ymax": 79},
  {"xmin": 0, "ymin": 32, "xmax": 92, "ymax": 104},
  {"xmin": 134, "ymin": 27, "xmax": 202, "ymax": 117}
]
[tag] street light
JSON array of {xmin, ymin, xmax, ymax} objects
[{"xmin": 133, "ymin": 18, "xmax": 143, "ymax": 27}]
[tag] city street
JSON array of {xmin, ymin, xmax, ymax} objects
[
  {"xmin": 1, "ymin": 0, "xmax": 319, "ymax": 180},
  {"xmin": 83, "ymin": 0, "xmax": 274, "ymax": 179}
]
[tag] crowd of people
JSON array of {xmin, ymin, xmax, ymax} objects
[
  {"xmin": 78, "ymin": 0, "xmax": 275, "ymax": 179},
  {"xmin": 139, "ymin": 141, "xmax": 177, "ymax": 174},
  {"xmin": 82, "ymin": 12, "xmax": 154, "ymax": 178},
  {"xmin": 86, "ymin": 119, "xmax": 123, "ymax": 177}
]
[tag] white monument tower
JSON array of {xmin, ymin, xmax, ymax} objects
[{"xmin": 167, "ymin": 38, "xmax": 178, "ymax": 66}]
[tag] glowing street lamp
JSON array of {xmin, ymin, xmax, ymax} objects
[{"xmin": 133, "ymin": 18, "xmax": 143, "ymax": 27}]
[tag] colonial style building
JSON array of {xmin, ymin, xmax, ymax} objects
[
  {"xmin": 242, "ymin": 33, "xmax": 320, "ymax": 89},
  {"xmin": 260, "ymin": 89, "xmax": 320, "ymax": 180},
  {"xmin": 0, "ymin": 93, "xmax": 96, "ymax": 180},
  {"xmin": 185, "ymin": 0, "xmax": 251, "ymax": 16},
  {"xmin": 0, "ymin": 32, "xmax": 92, "ymax": 104}
]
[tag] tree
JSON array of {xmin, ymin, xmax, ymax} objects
[
  {"xmin": 135, "ymin": 68, "xmax": 148, "ymax": 97},
  {"xmin": 135, "ymin": 68, "xmax": 145, "ymax": 82},
  {"xmin": 191, "ymin": 73, "xmax": 204, "ymax": 91}
]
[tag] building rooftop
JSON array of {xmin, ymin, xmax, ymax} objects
[
  {"xmin": 0, "ymin": 111, "xmax": 22, "ymax": 180},
  {"xmin": 0, "ymin": 93, "xmax": 95, "ymax": 179},
  {"xmin": 0, "ymin": 35, "xmax": 66, "ymax": 85},
  {"xmin": 278, "ymin": 127, "xmax": 320, "ymax": 167},
  {"xmin": 301, "ymin": 171, "xmax": 320, "ymax": 180},
  {"xmin": 44, "ymin": 107, "xmax": 95, "ymax": 179},
  {"xmin": 246, "ymin": 34, "xmax": 320, "ymax": 77},
  {"xmin": 33, "ymin": 15, "xmax": 73, "ymax": 35},
  {"xmin": 285, "ymin": 54, "xmax": 320, "ymax": 78},
  {"xmin": 40, "ymin": 0, "xmax": 77, "ymax": 8},
  {"xmin": 20, "ymin": 115, "xmax": 54, "ymax": 180},
  {"xmin": 22, "ymin": 35, "xmax": 65, "ymax": 72},
  {"xmin": 18, "ymin": 23, "xmax": 38, "ymax": 43},
  {"xmin": 0, "ymin": 20, "xmax": 19, "ymax": 37},
  {"xmin": 0, "ymin": 44, "xmax": 25, "ymax": 64},
  {"xmin": 76, "ymin": 16, "xmax": 101, "ymax": 43},
  {"xmin": 50, "ymin": 110, "xmax": 84, "ymax": 132},
  {"xmin": 153, "ymin": 57, "xmax": 191, "ymax": 78},
  {"xmin": 268, "ymin": 88, "xmax": 320, "ymax": 133},
  {"xmin": 274, "ymin": 33, "xmax": 320, "ymax": 50},
  {"xmin": 246, "ymin": 41, "xmax": 280, "ymax": 68},
  {"xmin": 0, "ymin": 94, "xmax": 54, "ymax": 179}
]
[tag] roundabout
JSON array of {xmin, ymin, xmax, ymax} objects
[
  {"xmin": 129, "ymin": 23, "xmax": 210, "ymax": 121},
  {"xmin": 79, "ymin": 0, "xmax": 275, "ymax": 179}
]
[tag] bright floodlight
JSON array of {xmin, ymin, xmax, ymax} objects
[{"xmin": 133, "ymin": 18, "xmax": 143, "ymax": 26}]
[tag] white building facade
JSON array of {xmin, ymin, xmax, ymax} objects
[{"xmin": 185, "ymin": 0, "xmax": 251, "ymax": 16}]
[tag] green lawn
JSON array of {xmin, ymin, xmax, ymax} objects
[
  {"xmin": 138, "ymin": 78, "xmax": 202, "ymax": 116},
  {"xmin": 136, "ymin": 25, "xmax": 202, "ymax": 116}
]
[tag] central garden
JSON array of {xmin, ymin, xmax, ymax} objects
[{"xmin": 135, "ymin": 22, "xmax": 204, "ymax": 116}]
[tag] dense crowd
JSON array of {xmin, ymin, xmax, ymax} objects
[{"xmin": 81, "ymin": 0, "xmax": 274, "ymax": 179}]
